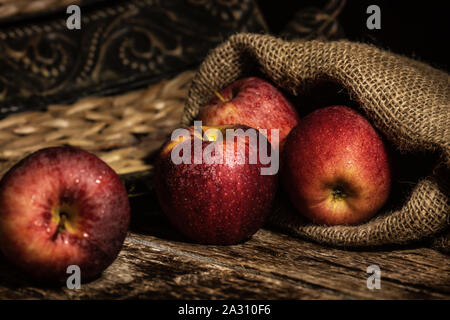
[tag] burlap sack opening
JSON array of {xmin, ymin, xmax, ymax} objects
[{"xmin": 182, "ymin": 33, "xmax": 450, "ymax": 251}]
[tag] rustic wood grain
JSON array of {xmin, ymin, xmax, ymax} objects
[
  {"xmin": 0, "ymin": 209, "xmax": 448, "ymax": 299},
  {"xmin": 129, "ymin": 215, "xmax": 450, "ymax": 300},
  {"xmin": 0, "ymin": 235, "xmax": 337, "ymax": 300}
]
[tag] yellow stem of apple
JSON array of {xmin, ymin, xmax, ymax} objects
[
  {"xmin": 214, "ymin": 90, "xmax": 227, "ymax": 103},
  {"xmin": 52, "ymin": 204, "xmax": 78, "ymax": 235},
  {"xmin": 58, "ymin": 213, "xmax": 68, "ymax": 232}
]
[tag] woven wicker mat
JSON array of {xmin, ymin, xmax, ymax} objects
[{"xmin": 0, "ymin": 71, "xmax": 194, "ymax": 178}]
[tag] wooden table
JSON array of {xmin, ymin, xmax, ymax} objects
[{"xmin": 0, "ymin": 206, "xmax": 448, "ymax": 300}]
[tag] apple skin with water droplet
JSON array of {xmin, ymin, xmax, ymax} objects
[
  {"xmin": 155, "ymin": 124, "xmax": 278, "ymax": 245},
  {"xmin": 197, "ymin": 77, "xmax": 300, "ymax": 151},
  {"xmin": 0, "ymin": 146, "xmax": 130, "ymax": 283},
  {"xmin": 282, "ymin": 106, "xmax": 392, "ymax": 225}
]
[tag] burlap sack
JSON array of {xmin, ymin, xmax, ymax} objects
[{"xmin": 182, "ymin": 33, "xmax": 450, "ymax": 251}]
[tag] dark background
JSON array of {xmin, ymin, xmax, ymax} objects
[
  {"xmin": 0, "ymin": 0, "xmax": 447, "ymax": 115},
  {"xmin": 257, "ymin": 0, "xmax": 449, "ymax": 72}
]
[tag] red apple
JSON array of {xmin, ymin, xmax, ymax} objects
[
  {"xmin": 0, "ymin": 146, "xmax": 130, "ymax": 283},
  {"xmin": 155, "ymin": 124, "xmax": 278, "ymax": 244},
  {"xmin": 197, "ymin": 77, "xmax": 300, "ymax": 150},
  {"xmin": 282, "ymin": 106, "xmax": 392, "ymax": 225}
]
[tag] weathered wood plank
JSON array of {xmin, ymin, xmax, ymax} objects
[
  {"xmin": 128, "ymin": 213, "xmax": 450, "ymax": 300},
  {"xmin": 0, "ymin": 236, "xmax": 337, "ymax": 299},
  {"xmin": 0, "ymin": 210, "xmax": 448, "ymax": 299}
]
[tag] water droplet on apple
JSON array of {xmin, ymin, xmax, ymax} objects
[
  {"xmin": 83, "ymin": 232, "xmax": 89, "ymax": 238},
  {"xmin": 95, "ymin": 179, "xmax": 101, "ymax": 184}
]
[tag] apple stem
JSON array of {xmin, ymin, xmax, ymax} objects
[
  {"xmin": 332, "ymin": 187, "xmax": 347, "ymax": 200},
  {"xmin": 51, "ymin": 212, "xmax": 68, "ymax": 241},
  {"xmin": 214, "ymin": 90, "xmax": 228, "ymax": 103},
  {"xmin": 58, "ymin": 213, "xmax": 68, "ymax": 232}
]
